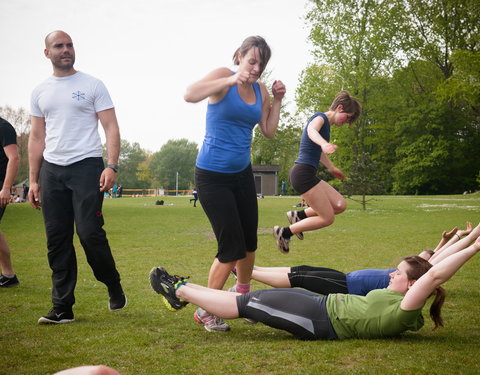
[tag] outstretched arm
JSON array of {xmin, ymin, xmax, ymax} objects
[
  {"xmin": 429, "ymin": 222, "xmax": 478, "ymax": 265},
  {"xmin": 433, "ymin": 226, "xmax": 458, "ymax": 251},
  {"xmin": 184, "ymin": 67, "xmax": 242, "ymax": 103},
  {"xmin": 434, "ymin": 222, "xmax": 472, "ymax": 255},
  {"xmin": 401, "ymin": 235, "xmax": 480, "ymax": 311}
]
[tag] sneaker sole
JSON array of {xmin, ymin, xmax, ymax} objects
[
  {"xmin": 149, "ymin": 267, "xmax": 167, "ymax": 294},
  {"xmin": 38, "ymin": 317, "xmax": 75, "ymax": 324},
  {"xmin": 161, "ymin": 296, "xmax": 179, "ymax": 312},
  {"xmin": 0, "ymin": 282, "xmax": 20, "ymax": 288},
  {"xmin": 193, "ymin": 311, "xmax": 203, "ymax": 324},
  {"xmin": 273, "ymin": 226, "xmax": 289, "ymax": 254},
  {"xmin": 286, "ymin": 212, "xmax": 304, "ymax": 240},
  {"xmin": 203, "ymin": 324, "xmax": 230, "ymax": 332}
]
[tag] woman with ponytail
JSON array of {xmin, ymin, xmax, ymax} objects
[{"xmin": 150, "ymin": 224, "xmax": 480, "ymax": 340}]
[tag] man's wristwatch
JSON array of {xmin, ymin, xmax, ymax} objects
[{"xmin": 107, "ymin": 164, "xmax": 119, "ymax": 173}]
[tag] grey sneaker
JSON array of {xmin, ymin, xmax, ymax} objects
[
  {"xmin": 193, "ymin": 307, "xmax": 230, "ymax": 332},
  {"xmin": 273, "ymin": 226, "xmax": 290, "ymax": 254},
  {"xmin": 286, "ymin": 211, "xmax": 304, "ymax": 240}
]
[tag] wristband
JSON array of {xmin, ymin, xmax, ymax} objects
[{"xmin": 107, "ymin": 164, "xmax": 119, "ymax": 173}]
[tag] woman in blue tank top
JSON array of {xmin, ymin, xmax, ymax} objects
[
  {"xmin": 184, "ymin": 36, "xmax": 286, "ymax": 332},
  {"xmin": 273, "ymin": 91, "xmax": 362, "ymax": 254}
]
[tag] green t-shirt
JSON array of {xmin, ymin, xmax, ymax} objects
[{"xmin": 326, "ymin": 288, "xmax": 424, "ymax": 339}]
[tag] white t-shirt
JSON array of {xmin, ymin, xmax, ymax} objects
[{"xmin": 30, "ymin": 71, "xmax": 114, "ymax": 166}]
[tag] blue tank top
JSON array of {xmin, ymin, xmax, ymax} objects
[
  {"xmin": 345, "ymin": 268, "xmax": 395, "ymax": 296},
  {"xmin": 295, "ymin": 112, "xmax": 330, "ymax": 169},
  {"xmin": 196, "ymin": 79, "xmax": 262, "ymax": 173}
]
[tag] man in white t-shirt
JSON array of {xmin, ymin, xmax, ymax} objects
[{"xmin": 28, "ymin": 30, "xmax": 126, "ymax": 324}]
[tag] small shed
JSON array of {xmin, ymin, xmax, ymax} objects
[{"xmin": 252, "ymin": 164, "xmax": 281, "ymax": 196}]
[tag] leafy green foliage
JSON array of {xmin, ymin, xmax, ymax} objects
[
  {"xmin": 117, "ymin": 140, "xmax": 149, "ymax": 188},
  {"xmin": 149, "ymin": 139, "xmax": 198, "ymax": 190},
  {"xmin": 0, "ymin": 106, "xmax": 30, "ymax": 183},
  {"xmin": 298, "ymin": 0, "xmax": 480, "ymax": 194}
]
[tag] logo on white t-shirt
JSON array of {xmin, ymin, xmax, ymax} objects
[{"xmin": 72, "ymin": 91, "xmax": 86, "ymax": 101}]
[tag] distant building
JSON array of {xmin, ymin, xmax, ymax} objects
[{"xmin": 252, "ymin": 164, "xmax": 282, "ymax": 196}]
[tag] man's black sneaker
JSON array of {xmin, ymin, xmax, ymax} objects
[
  {"xmin": 0, "ymin": 274, "xmax": 19, "ymax": 287},
  {"xmin": 108, "ymin": 284, "xmax": 127, "ymax": 311},
  {"xmin": 38, "ymin": 308, "xmax": 74, "ymax": 324},
  {"xmin": 149, "ymin": 267, "xmax": 189, "ymax": 311}
]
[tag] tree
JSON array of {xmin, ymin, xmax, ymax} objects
[
  {"xmin": 117, "ymin": 140, "xmax": 149, "ymax": 188},
  {"xmin": 136, "ymin": 155, "xmax": 154, "ymax": 188},
  {"xmin": 0, "ymin": 106, "xmax": 31, "ymax": 183},
  {"xmin": 299, "ymin": 0, "xmax": 480, "ymax": 194},
  {"xmin": 251, "ymin": 109, "xmax": 303, "ymax": 194},
  {"xmin": 301, "ymin": 0, "xmax": 404, "ymax": 192},
  {"xmin": 250, "ymin": 70, "xmax": 305, "ymax": 194},
  {"xmin": 396, "ymin": 0, "xmax": 480, "ymax": 80},
  {"xmin": 149, "ymin": 139, "xmax": 198, "ymax": 190},
  {"xmin": 342, "ymin": 152, "xmax": 383, "ymax": 210}
]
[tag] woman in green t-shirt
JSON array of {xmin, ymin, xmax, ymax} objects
[{"xmin": 150, "ymin": 227, "xmax": 480, "ymax": 340}]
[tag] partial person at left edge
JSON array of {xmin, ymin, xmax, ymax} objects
[
  {"xmin": 28, "ymin": 30, "xmax": 126, "ymax": 324},
  {"xmin": 0, "ymin": 117, "xmax": 20, "ymax": 288}
]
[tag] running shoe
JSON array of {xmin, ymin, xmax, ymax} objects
[
  {"xmin": 273, "ymin": 226, "xmax": 290, "ymax": 254},
  {"xmin": 149, "ymin": 267, "xmax": 189, "ymax": 311},
  {"xmin": 0, "ymin": 274, "xmax": 19, "ymax": 287},
  {"xmin": 108, "ymin": 284, "xmax": 127, "ymax": 311},
  {"xmin": 193, "ymin": 307, "xmax": 230, "ymax": 332},
  {"xmin": 38, "ymin": 308, "xmax": 74, "ymax": 324},
  {"xmin": 286, "ymin": 211, "xmax": 304, "ymax": 240}
]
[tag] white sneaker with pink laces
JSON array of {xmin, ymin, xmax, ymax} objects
[{"xmin": 193, "ymin": 307, "xmax": 230, "ymax": 332}]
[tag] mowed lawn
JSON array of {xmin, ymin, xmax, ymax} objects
[{"xmin": 1, "ymin": 194, "xmax": 479, "ymax": 375}]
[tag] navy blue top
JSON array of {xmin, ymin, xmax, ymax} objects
[
  {"xmin": 346, "ymin": 269, "xmax": 395, "ymax": 296},
  {"xmin": 295, "ymin": 112, "xmax": 330, "ymax": 169}
]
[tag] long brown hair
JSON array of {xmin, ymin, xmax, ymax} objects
[
  {"xmin": 232, "ymin": 36, "xmax": 271, "ymax": 76},
  {"xmin": 403, "ymin": 256, "xmax": 445, "ymax": 329}
]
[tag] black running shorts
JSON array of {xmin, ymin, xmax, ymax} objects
[{"xmin": 288, "ymin": 163, "xmax": 321, "ymax": 195}]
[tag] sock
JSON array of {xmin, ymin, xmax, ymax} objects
[
  {"xmin": 235, "ymin": 283, "xmax": 251, "ymax": 294},
  {"xmin": 175, "ymin": 281, "xmax": 188, "ymax": 301},
  {"xmin": 297, "ymin": 210, "xmax": 307, "ymax": 220},
  {"xmin": 2, "ymin": 274, "xmax": 15, "ymax": 278},
  {"xmin": 282, "ymin": 227, "xmax": 293, "ymax": 239}
]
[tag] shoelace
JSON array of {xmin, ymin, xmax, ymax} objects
[{"xmin": 204, "ymin": 315, "xmax": 224, "ymax": 327}]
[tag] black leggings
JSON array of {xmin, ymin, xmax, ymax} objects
[
  {"xmin": 236, "ymin": 288, "xmax": 338, "ymax": 341},
  {"xmin": 195, "ymin": 165, "xmax": 258, "ymax": 263},
  {"xmin": 288, "ymin": 265, "xmax": 348, "ymax": 295}
]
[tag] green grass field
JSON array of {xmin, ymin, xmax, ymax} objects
[{"xmin": 1, "ymin": 194, "xmax": 479, "ymax": 375}]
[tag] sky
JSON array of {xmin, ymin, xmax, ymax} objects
[{"xmin": 0, "ymin": 0, "xmax": 313, "ymax": 152}]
